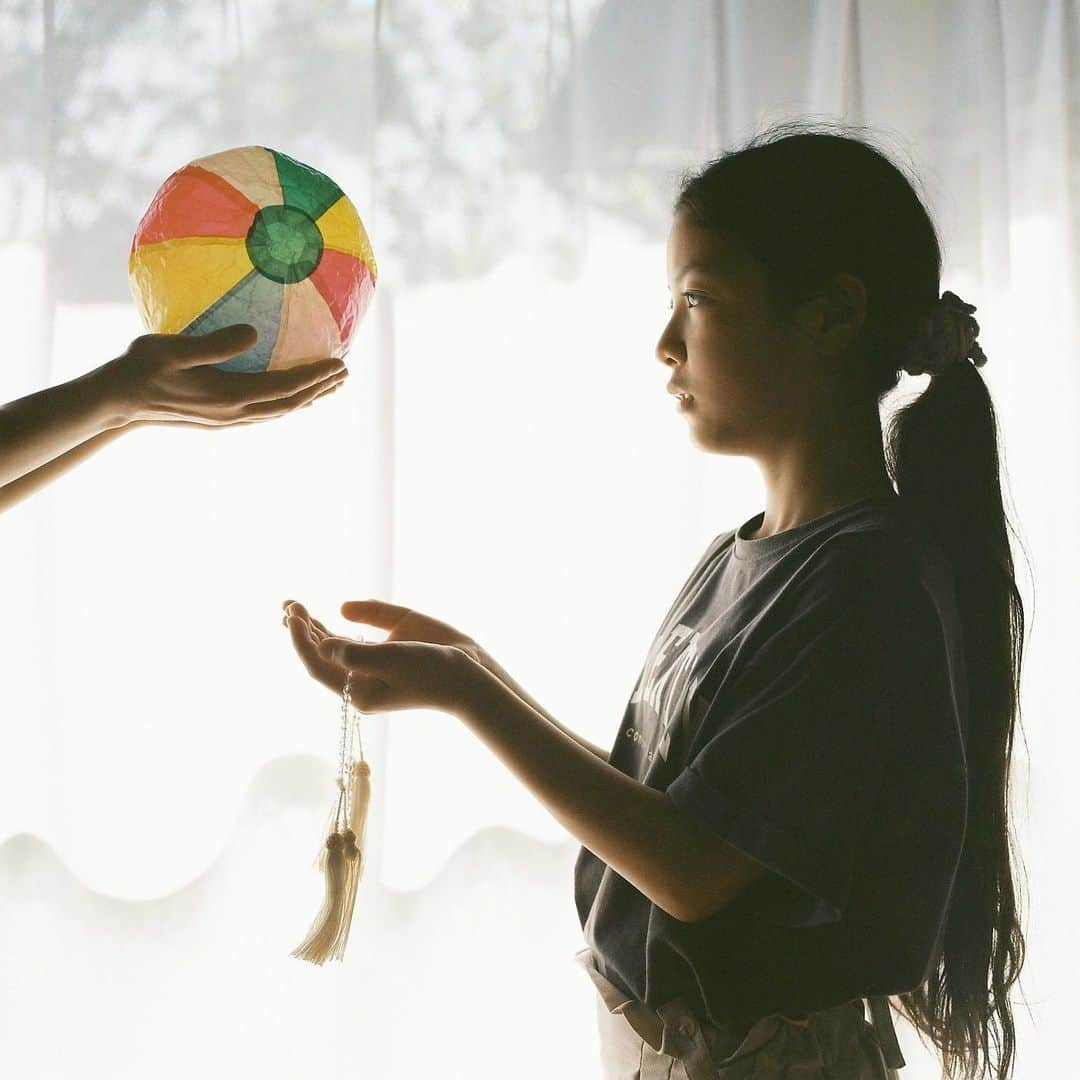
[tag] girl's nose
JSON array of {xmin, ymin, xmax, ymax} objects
[{"xmin": 655, "ymin": 329, "xmax": 684, "ymax": 368}]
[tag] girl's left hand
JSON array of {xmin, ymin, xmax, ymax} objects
[{"xmin": 283, "ymin": 600, "xmax": 479, "ymax": 716}]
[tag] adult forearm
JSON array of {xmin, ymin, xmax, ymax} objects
[
  {"xmin": 476, "ymin": 646, "xmax": 611, "ymax": 763},
  {"xmin": 0, "ymin": 424, "xmax": 134, "ymax": 514},
  {"xmin": 0, "ymin": 365, "xmax": 127, "ymax": 491}
]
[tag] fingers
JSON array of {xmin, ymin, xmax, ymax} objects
[
  {"xmin": 283, "ymin": 599, "xmax": 314, "ymax": 628},
  {"xmin": 285, "ymin": 612, "xmax": 345, "ymax": 694},
  {"xmin": 283, "ymin": 601, "xmax": 386, "ymax": 709},
  {"xmin": 226, "ymin": 357, "xmax": 348, "ymax": 404},
  {"xmin": 283, "ymin": 600, "xmax": 320, "ymax": 646},
  {"xmin": 163, "ymin": 376, "xmax": 342, "ymax": 427},
  {"xmin": 298, "ymin": 375, "xmax": 348, "ymax": 413},
  {"xmin": 341, "ymin": 599, "xmax": 410, "ymax": 629},
  {"xmin": 140, "ymin": 324, "xmax": 260, "ymax": 367},
  {"xmin": 309, "ymin": 375, "xmax": 349, "ymax": 406},
  {"xmin": 282, "ymin": 600, "xmax": 336, "ymax": 641},
  {"xmin": 240, "ymin": 370, "xmax": 347, "ymax": 419},
  {"xmin": 282, "ymin": 601, "xmax": 320, "ymax": 648},
  {"xmin": 314, "ymin": 639, "xmax": 403, "ymax": 713},
  {"xmin": 318, "ymin": 636, "xmax": 382, "ymax": 670}
]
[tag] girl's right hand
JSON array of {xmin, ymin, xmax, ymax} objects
[
  {"xmin": 98, "ymin": 324, "xmax": 348, "ymax": 429},
  {"xmin": 284, "ymin": 598, "xmax": 486, "ymax": 667}
]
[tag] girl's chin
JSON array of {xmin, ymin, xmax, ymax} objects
[{"xmin": 684, "ymin": 412, "xmax": 738, "ymax": 453}]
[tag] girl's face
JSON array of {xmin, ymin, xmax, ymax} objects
[{"xmin": 656, "ymin": 204, "xmax": 820, "ymax": 456}]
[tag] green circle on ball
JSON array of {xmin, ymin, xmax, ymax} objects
[{"xmin": 246, "ymin": 204, "xmax": 324, "ymax": 284}]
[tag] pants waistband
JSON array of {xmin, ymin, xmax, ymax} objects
[{"xmin": 573, "ymin": 947, "xmax": 906, "ymax": 1072}]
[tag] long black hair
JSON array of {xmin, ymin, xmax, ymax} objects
[{"xmin": 673, "ymin": 119, "xmax": 1030, "ymax": 1080}]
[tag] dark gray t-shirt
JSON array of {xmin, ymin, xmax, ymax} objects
[{"xmin": 573, "ymin": 492, "xmax": 968, "ymax": 1032}]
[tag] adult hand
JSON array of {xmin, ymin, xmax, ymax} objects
[
  {"xmin": 283, "ymin": 598, "xmax": 485, "ymax": 715},
  {"xmin": 98, "ymin": 324, "xmax": 348, "ymax": 429}
]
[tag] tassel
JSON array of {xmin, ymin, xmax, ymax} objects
[
  {"xmin": 291, "ymin": 831, "xmax": 350, "ymax": 965},
  {"xmin": 329, "ymin": 827, "xmax": 362, "ymax": 958},
  {"xmin": 292, "ymin": 668, "xmax": 371, "ymax": 965},
  {"xmin": 315, "ymin": 778, "xmax": 347, "ymax": 875},
  {"xmin": 329, "ymin": 759, "xmax": 372, "ymax": 958},
  {"xmin": 348, "ymin": 759, "xmax": 372, "ymax": 858}
]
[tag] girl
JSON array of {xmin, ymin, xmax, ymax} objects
[
  {"xmin": 284, "ymin": 121, "xmax": 1027, "ymax": 1080},
  {"xmin": 0, "ymin": 323, "xmax": 347, "ymax": 514}
]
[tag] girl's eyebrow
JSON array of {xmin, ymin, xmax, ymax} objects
[
  {"xmin": 674, "ymin": 262, "xmax": 715, "ymax": 278},
  {"xmin": 668, "ymin": 259, "xmax": 738, "ymax": 285}
]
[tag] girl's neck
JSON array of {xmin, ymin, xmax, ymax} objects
[{"xmin": 748, "ymin": 405, "xmax": 894, "ymax": 540}]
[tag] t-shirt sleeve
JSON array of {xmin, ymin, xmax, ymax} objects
[{"xmin": 665, "ymin": 559, "xmax": 940, "ymax": 928}]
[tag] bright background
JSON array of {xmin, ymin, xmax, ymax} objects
[{"xmin": 0, "ymin": 2, "xmax": 1077, "ymax": 1077}]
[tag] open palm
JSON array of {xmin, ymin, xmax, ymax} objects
[{"xmin": 283, "ymin": 598, "xmax": 483, "ymax": 698}]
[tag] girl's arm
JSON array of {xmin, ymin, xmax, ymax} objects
[
  {"xmin": 0, "ymin": 326, "xmax": 347, "ymax": 513},
  {"xmin": 290, "ymin": 610, "xmax": 764, "ymax": 923},
  {"xmin": 475, "ymin": 646, "xmax": 611, "ymax": 763},
  {"xmin": 455, "ymin": 655, "xmax": 766, "ymax": 923}
]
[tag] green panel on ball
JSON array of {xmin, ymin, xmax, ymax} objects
[
  {"xmin": 270, "ymin": 148, "xmax": 344, "ymax": 221},
  {"xmin": 246, "ymin": 204, "xmax": 324, "ymax": 284}
]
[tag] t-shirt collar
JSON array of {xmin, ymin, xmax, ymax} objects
[{"xmin": 732, "ymin": 493, "xmax": 900, "ymax": 562}]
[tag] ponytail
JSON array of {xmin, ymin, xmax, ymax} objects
[{"xmin": 885, "ymin": 356, "xmax": 1030, "ymax": 1080}]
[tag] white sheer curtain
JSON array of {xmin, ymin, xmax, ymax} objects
[{"xmin": 1, "ymin": 2, "xmax": 1076, "ymax": 1076}]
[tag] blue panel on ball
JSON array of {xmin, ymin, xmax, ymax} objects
[{"xmin": 182, "ymin": 269, "xmax": 283, "ymax": 373}]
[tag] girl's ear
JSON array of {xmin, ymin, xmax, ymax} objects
[
  {"xmin": 819, "ymin": 271, "xmax": 868, "ymax": 357},
  {"xmin": 789, "ymin": 271, "xmax": 868, "ymax": 362}
]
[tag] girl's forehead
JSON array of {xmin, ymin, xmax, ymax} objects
[
  {"xmin": 667, "ymin": 226, "xmax": 749, "ymax": 284},
  {"xmin": 668, "ymin": 210, "xmax": 745, "ymax": 273}
]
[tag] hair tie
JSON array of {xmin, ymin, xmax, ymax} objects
[{"xmin": 902, "ymin": 290, "xmax": 988, "ymax": 377}]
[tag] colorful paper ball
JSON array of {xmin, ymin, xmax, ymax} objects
[{"xmin": 129, "ymin": 145, "xmax": 376, "ymax": 372}]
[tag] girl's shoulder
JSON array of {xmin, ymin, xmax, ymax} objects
[
  {"xmin": 807, "ymin": 501, "xmax": 963, "ymax": 666},
  {"xmin": 811, "ymin": 495, "xmax": 952, "ymax": 592}
]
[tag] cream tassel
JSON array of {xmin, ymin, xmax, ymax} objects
[
  {"xmin": 330, "ymin": 759, "xmax": 371, "ymax": 957},
  {"xmin": 348, "ymin": 760, "xmax": 372, "ymax": 866},
  {"xmin": 292, "ymin": 670, "xmax": 369, "ymax": 965},
  {"xmin": 290, "ymin": 831, "xmax": 350, "ymax": 965}
]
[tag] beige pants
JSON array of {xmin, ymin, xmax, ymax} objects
[{"xmin": 575, "ymin": 947, "xmax": 905, "ymax": 1080}]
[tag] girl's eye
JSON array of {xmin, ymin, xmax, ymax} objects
[{"xmin": 667, "ymin": 292, "xmax": 701, "ymax": 311}]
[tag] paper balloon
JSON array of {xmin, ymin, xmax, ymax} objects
[{"xmin": 129, "ymin": 145, "xmax": 377, "ymax": 372}]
